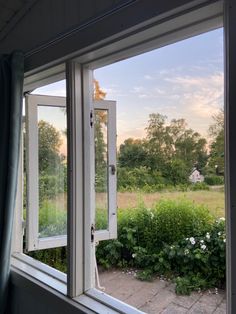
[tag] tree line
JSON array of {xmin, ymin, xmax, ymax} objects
[{"xmin": 35, "ymin": 80, "xmax": 224, "ymax": 197}]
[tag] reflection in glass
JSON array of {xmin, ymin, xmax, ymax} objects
[
  {"xmin": 38, "ymin": 105, "xmax": 67, "ymax": 238},
  {"xmin": 95, "ymin": 109, "xmax": 109, "ymax": 230}
]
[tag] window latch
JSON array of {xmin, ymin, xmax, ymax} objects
[
  {"xmin": 109, "ymin": 164, "xmax": 116, "ymax": 175},
  {"xmin": 91, "ymin": 224, "xmax": 95, "ymax": 243},
  {"xmin": 90, "ymin": 110, "xmax": 94, "ymax": 127}
]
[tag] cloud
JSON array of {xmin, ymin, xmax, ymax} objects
[
  {"xmin": 139, "ymin": 94, "xmax": 149, "ymax": 98},
  {"xmin": 144, "ymin": 74, "xmax": 153, "ymax": 80},
  {"xmin": 131, "ymin": 86, "xmax": 145, "ymax": 93},
  {"xmin": 103, "ymin": 86, "xmax": 127, "ymax": 98}
]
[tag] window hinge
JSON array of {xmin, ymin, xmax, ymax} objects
[
  {"xmin": 91, "ymin": 224, "xmax": 95, "ymax": 243},
  {"xmin": 90, "ymin": 110, "xmax": 94, "ymax": 127}
]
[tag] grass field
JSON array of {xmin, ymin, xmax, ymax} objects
[{"xmin": 96, "ymin": 188, "xmax": 225, "ymax": 218}]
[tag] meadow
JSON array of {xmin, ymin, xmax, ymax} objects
[{"xmin": 96, "ymin": 187, "xmax": 225, "ymax": 218}]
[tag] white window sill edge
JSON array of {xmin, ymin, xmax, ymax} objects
[{"xmin": 11, "ymin": 253, "xmax": 145, "ymax": 314}]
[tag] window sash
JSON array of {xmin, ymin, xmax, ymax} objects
[
  {"xmin": 93, "ymin": 100, "xmax": 117, "ymax": 242},
  {"xmin": 25, "ymin": 94, "xmax": 67, "ymax": 251}
]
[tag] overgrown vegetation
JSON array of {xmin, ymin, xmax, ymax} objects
[
  {"xmin": 94, "ymin": 110, "xmax": 224, "ymax": 192},
  {"xmin": 96, "ymin": 199, "xmax": 225, "ymax": 294},
  {"xmin": 24, "ymin": 84, "xmax": 225, "ymax": 295}
]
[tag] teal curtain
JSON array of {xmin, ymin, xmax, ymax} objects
[{"xmin": 0, "ymin": 52, "xmax": 24, "ymax": 313}]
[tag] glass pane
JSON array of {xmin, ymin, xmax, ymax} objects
[
  {"xmin": 93, "ymin": 28, "xmax": 225, "ymax": 314},
  {"xmin": 38, "ymin": 105, "xmax": 67, "ymax": 238},
  {"xmin": 95, "ymin": 109, "xmax": 109, "ymax": 230}
]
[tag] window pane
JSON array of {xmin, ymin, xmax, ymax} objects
[
  {"xmin": 93, "ymin": 28, "xmax": 225, "ymax": 313},
  {"xmin": 95, "ymin": 109, "xmax": 109, "ymax": 230},
  {"xmin": 24, "ymin": 79, "xmax": 68, "ymax": 274},
  {"xmin": 38, "ymin": 105, "xmax": 67, "ymax": 238}
]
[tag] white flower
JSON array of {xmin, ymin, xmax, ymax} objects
[
  {"xmin": 185, "ymin": 238, "xmax": 189, "ymax": 241},
  {"xmin": 189, "ymin": 237, "xmax": 196, "ymax": 245},
  {"xmin": 218, "ymin": 232, "xmax": 222, "ymax": 236},
  {"xmin": 201, "ymin": 244, "xmax": 207, "ymax": 250},
  {"xmin": 170, "ymin": 245, "xmax": 174, "ymax": 250},
  {"xmin": 132, "ymin": 253, "xmax": 136, "ymax": 258},
  {"xmin": 223, "ymin": 239, "xmax": 226, "ymax": 243},
  {"xmin": 219, "ymin": 217, "xmax": 225, "ymax": 221},
  {"xmin": 200, "ymin": 240, "xmax": 204, "ymax": 244},
  {"xmin": 206, "ymin": 233, "xmax": 210, "ymax": 240},
  {"xmin": 184, "ymin": 249, "xmax": 189, "ymax": 255}
]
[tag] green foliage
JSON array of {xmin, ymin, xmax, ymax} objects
[
  {"xmin": 27, "ymin": 201, "xmax": 67, "ymax": 272},
  {"xmin": 205, "ymin": 175, "xmax": 224, "ymax": 186},
  {"xmin": 39, "ymin": 201, "xmax": 67, "ymax": 237},
  {"xmin": 162, "ymin": 159, "xmax": 189, "ymax": 185},
  {"xmin": 96, "ymin": 200, "xmax": 225, "ymax": 294},
  {"xmin": 28, "ymin": 247, "xmax": 67, "ymax": 273},
  {"xmin": 39, "ymin": 170, "xmax": 67, "ymax": 203},
  {"xmin": 208, "ymin": 110, "xmax": 224, "ymax": 175},
  {"xmin": 31, "ymin": 198, "xmax": 225, "ymax": 294},
  {"xmin": 38, "ymin": 120, "xmax": 65, "ymax": 175},
  {"xmin": 96, "ymin": 199, "xmax": 213, "ymax": 265},
  {"xmin": 117, "ymin": 112, "xmax": 208, "ymax": 189},
  {"xmin": 117, "ymin": 166, "xmax": 166, "ymax": 191},
  {"xmin": 119, "ymin": 138, "xmax": 147, "ymax": 168},
  {"xmin": 94, "ymin": 110, "xmax": 107, "ymax": 193},
  {"xmin": 189, "ymin": 182, "xmax": 209, "ymax": 191},
  {"xmin": 159, "ymin": 218, "xmax": 226, "ymax": 294}
]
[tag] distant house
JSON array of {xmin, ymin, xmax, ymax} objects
[{"xmin": 189, "ymin": 168, "xmax": 204, "ymax": 183}]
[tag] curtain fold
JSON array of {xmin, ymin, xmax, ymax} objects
[{"xmin": 0, "ymin": 52, "xmax": 24, "ymax": 313}]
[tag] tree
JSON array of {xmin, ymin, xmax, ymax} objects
[
  {"xmin": 118, "ymin": 138, "xmax": 147, "ymax": 168},
  {"xmin": 208, "ymin": 110, "xmax": 224, "ymax": 175},
  {"xmin": 38, "ymin": 120, "xmax": 64, "ymax": 175},
  {"xmin": 145, "ymin": 113, "xmax": 208, "ymax": 174},
  {"xmin": 175, "ymin": 129, "xmax": 207, "ymax": 170},
  {"xmin": 94, "ymin": 79, "xmax": 106, "ymax": 100},
  {"xmin": 163, "ymin": 159, "xmax": 189, "ymax": 185},
  {"xmin": 145, "ymin": 113, "xmax": 169, "ymax": 171},
  {"xmin": 93, "ymin": 79, "xmax": 107, "ymax": 190}
]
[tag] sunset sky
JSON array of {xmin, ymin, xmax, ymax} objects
[
  {"xmin": 95, "ymin": 28, "xmax": 223, "ymax": 146},
  {"xmin": 34, "ymin": 28, "xmax": 224, "ymax": 147}
]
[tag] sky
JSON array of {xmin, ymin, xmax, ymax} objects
[
  {"xmin": 95, "ymin": 28, "xmax": 223, "ymax": 146},
  {"xmin": 34, "ymin": 28, "xmax": 224, "ymax": 147}
]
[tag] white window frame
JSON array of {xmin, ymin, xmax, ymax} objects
[
  {"xmin": 25, "ymin": 94, "xmax": 67, "ymax": 251},
  {"xmin": 25, "ymin": 94, "xmax": 117, "ymax": 251},
  {"xmin": 11, "ymin": 2, "xmax": 226, "ymax": 314},
  {"xmin": 93, "ymin": 100, "xmax": 117, "ymax": 242}
]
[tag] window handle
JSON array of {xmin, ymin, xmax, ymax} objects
[{"xmin": 109, "ymin": 164, "xmax": 116, "ymax": 175}]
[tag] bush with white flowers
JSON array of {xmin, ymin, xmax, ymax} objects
[
  {"xmin": 152, "ymin": 218, "xmax": 226, "ymax": 294},
  {"xmin": 96, "ymin": 200, "xmax": 225, "ymax": 295}
]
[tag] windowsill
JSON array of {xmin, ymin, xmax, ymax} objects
[
  {"xmin": 11, "ymin": 253, "xmax": 67, "ymax": 294},
  {"xmin": 11, "ymin": 253, "xmax": 145, "ymax": 314}
]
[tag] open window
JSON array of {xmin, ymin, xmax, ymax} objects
[
  {"xmin": 25, "ymin": 94, "xmax": 67, "ymax": 251},
  {"xmin": 11, "ymin": 2, "xmax": 227, "ymax": 314},
  {"xmin": 25, "ymin": 94, "xmax": 117, "ymax": 251},
  {"xmin": 94, "ymin": 100, "xmax": 117, "ymax": 241}
]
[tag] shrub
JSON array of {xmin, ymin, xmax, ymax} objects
[
  {"xmin": 117, "ymin": 167, "xmax": 167, "ymax": 191},
  {"xmin": 96, "ymin": 199, "xmax": 214, "ymax": 268},
  {"xmin": 28, "ymin": 247, "xmax": 67, "ymax": 273},
  {"xmin": 39, "ymin": 173, "xmax": 66, "ymax": 203},
  {"xmin": 154, "ymin": 218, "xmax": 226, "ymax": 294},
  {"xmin": 96, "ymin": 200, "xmax": 226, "ymax": 294},
  {"xmin": 29, "ymin": 197, "xmax": 225, "ymax": 294},
  {"xmin": 189, "ymin": 182, "xmax": 210, "ymax": 191},
  {"xmin": 205, "ymin": 175, "xmax": 224, "ymax": 186},
  {"xmin": 27, "ymin": 201, "xmax": 67, "ymax": 272},
  {"xmin": 39, "ymin": 201, "xmax": 67, "ymax": 237}
]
